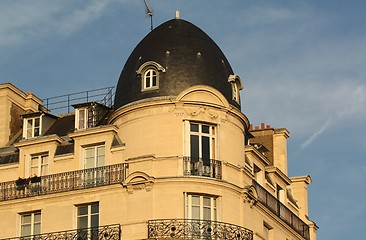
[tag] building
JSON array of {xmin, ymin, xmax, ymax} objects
[{"xmin": 0, "ymin": 16, "xmax": 317, "ymax": 240}]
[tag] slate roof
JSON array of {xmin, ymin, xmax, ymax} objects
[{"xmin": 114, "ymin": 18, "xmax": 239, "ymax": 109}]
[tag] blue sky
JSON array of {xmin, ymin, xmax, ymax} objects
[{"xmin": 1, "ymin": 1, "xmax": 365, "ymax": 239}]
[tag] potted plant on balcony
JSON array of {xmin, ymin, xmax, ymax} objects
[
  {"xmin": 15, "ymin": 177, "xmax": 29, "ymax": 190},
  {"xmin": 30, "ymin": 174, "xmax": 41, "ymax": 183}
]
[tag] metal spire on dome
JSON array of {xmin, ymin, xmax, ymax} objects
[{"xmin": 175, "ymin": 10, "xmax": 180, "ymax": 19}]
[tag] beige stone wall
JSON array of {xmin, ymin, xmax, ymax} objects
[{"xmin": 0, "ymin": 84, "xmax": 316, "ymax": 240}]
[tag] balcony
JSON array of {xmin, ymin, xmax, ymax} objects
[
  {"xmin": 183, "ymin": 157, "xmax": 222, "ymax": 179},
  {"xmin": 148, "ymin": 219, "xmax": 253, "ymax": 240},
  {"xmin": 252, "ymin": 180, "xmax": 310, "ymax": 240},
  {"xmin": 1, "ymin": 224, "xmax": 121, "ymax": 240},
  {"xmin": 0, "ymin": 163, "xmax": 128, "ymax": 202}
]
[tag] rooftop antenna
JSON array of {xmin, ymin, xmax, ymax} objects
[{"xmin": 143, "ymin": 0, "xmax": 153, "ymax": 30}]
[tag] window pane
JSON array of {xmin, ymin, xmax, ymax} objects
[
  {"xmin": 202, "ymin": 136, "xmax": 210, "ymax": 164},
  {"xmin": 203, "ymin": 207, "xmax": 211, "ymax": 220},
  {"xmin": 78, "ymin": 206, "xmax": 88, "ymax": 216},
  {"xmin": 190, "ymin": 135, "xmax": 199, "ymax": 162},
  {"xmin": 203, "ymin": 197, "xmax": 211, "ymax": 207},
  {"xmin": 22, "ymin": 215, "xmax": 31, "ymax": 224},
  {"xmin": 152, "ymin": 75, "xmax": 157, "ymax": 86},
  {"xmin": 34, "ymin": 118, "xmax": 40, "ymax": 137},
  {"xmin": 79, "ymin": 109, "xmax": 85, "ymax": 129},
  {"xmin": 21, "ymin": 225, "xmax": 31, "ymax": 237},
  {"xmin": 77, "ymin": 216, "xmax": 88, "ymax": 229},
  {"xmin": 34, "ymin": 223, "xmax": 41, "ymax": 235},
  {"xmin": 91, "ymin": 203, "xmax": 99, "ymax": 214},
  {"xmin": 202, "ymin": 125, "xmax": 209, "ymax": 133},
  {"xmin": 91, "ymin": 215, "xmax": 99, "ymax": 228},
  {"xmin": 27, "ymin": 119, "xmax": 33, "ymax": 138},
  {"xmin": 34, "ymin": 118, "xmax": 40, "ymax": 127},
  {"xmin": 192, "ymin": 206, "xmax": 200, "ymax": 219},
  {"xmin": 34, "ymin": 213, "xmax": 41, "ymax": 222},
  {"xmin": 192, "ymin": 196, "xmax": 200, "ymax": 205},
  {"xmin": 190, "ymin": 124, "xmax": 199, "ymax": 132}
]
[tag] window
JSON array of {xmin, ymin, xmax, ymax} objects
[
  {"xmin": 84, "ymin": 145, "xmax": 105, "ymax": 169},
  {"xmin": 24, "ymin": 117, "xmax": 40, "ymax": 139},
  {"xmin": 137, "ymin": 61, "xmax": 165, "ymax": 92},
  {"xmin": 143, "ymin": 69, "xmax": 158, "ymax": 90},
  {"xmin": 185, "ymin": 122, "xmax": 217, "ymax": 177},
  {"xmin": 263, "ymin": 222, "xmax": 273, "ymax": 240},
  {"xmin": 30, "ymin": 154, "xmax": 48, "ymax": 176},
  {"xmin": 83, "ymin": 145, "xmax": 105, "ymax": 185},
  {"xmin": 77, "ymin": 203, "xmax": 99, "ymax": 239},
  {"xmin": 20, "ymin": 211, "xmax": 41, "ymax": 238},
  {"xmin": 185, "ymin": 194, "xmax": 217, "ymax": 221},
  {"xmin": 76, "ymin": 107, "xmax": 96, "ymax": 130}
]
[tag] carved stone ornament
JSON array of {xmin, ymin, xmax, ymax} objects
[
  {"xmin": 122, "ymin": 172, "xmax": 155, "ymax": 194},
  {"xmin": 243, "ymin": 185, "xmax": 258, "ymax": 208}
]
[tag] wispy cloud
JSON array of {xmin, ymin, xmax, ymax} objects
[
  {"xmin": 0, "ymin": 0, "xmax": 118, "ymax": 47},
  {"xmin": 301, "ymin": 117, "xmax": 332, "ymax": 149}
]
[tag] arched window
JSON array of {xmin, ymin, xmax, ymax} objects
[
  {"xmin": 137, "ymin": 61, "xmax": 165, "ymax": 92},
  {"xmin": 143, "ymin": 68, "xmax": 157, "ymax": 89}
]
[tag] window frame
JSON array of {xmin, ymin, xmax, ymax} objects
[
  {"xmin": 30, "ymin": 153, "xmax": 49, "ymax": 177},
  {"xmin": 23, "ymin": 117, "xmax": 41, "ymax": 139},
  {"xmin": 185, "ymin": 193, "xmax": 218, "ymax": 221},
  {"xmin": 75, "ymin": 107, "xmax": 97, "ymax": 130},
  {"xmin": 19, "ymin": 211, "xmax": 41, "ymax": 238},
  {"xmin": 76, "ymin": 202, "xmax": 99, "ymax": 230},
  {"xmin": 143, "ymin": 68, "xmax": 158, "ymax": 90},
  {"xmin": 137, "ymin": 61, "xmax": 165, "ymax": 92},
  {"xmin": 185, "ymin": 121, "xmax": 217, "ymax": 161},
  {"xmin": 83, "ymin": 144, "xmax": 105, "ymax": 169}
]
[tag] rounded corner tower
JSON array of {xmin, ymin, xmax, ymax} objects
[{"xmin": 114, "ymin": 18, "xmax": 243, "ymax": 111}]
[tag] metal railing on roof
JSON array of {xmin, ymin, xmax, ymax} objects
[{"xmin": 43, "ymin": 86, "xmax": 114, "ymax": 114}]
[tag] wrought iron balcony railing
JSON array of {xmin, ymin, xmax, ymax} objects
[
  {"xmin": 0, "ymin": 163, "xmax": 128, "ymax": 202},
  {"xmin": 183, "ymin": 157, "xmax": 222, "ymax": 179},
  {"xmin": 252, "ymin": 180, "xmax": 310, "ymax": 240},
  {"xmin": 148, "ymin": 219, "xmax": 253, "ymax": 240},
  {"xmin": 1, "ymin": 224, "xmax": 121, "ymax": 240}
]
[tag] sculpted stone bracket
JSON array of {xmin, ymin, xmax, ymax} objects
[
  {"xmin": 122, "ymin": 171, "xmax": 155, "ymax": 194},
  {"xmin": 170, "ymin": 103, "xmax": 221, "ymax": 120},
  {"xmin": 243, "ymin": 185, "xmax": 258, "ymax": 208}
]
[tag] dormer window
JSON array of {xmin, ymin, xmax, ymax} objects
[
  {"xmin": 143, "ymin": 68, "xmax": 158, "ymax": 89},
  {"xmin": 25, "ymin": 117, "xmax": 40, "ymax": 138},
  {"xmin": 76, "ymin": 107, "xmax": 95, "ymax": 130},
  {"xmin": 136, "ymin": 61, "xmax": 166, "ymax": 92},
  {"xmin": 73, "ymin": 102, "xmax": 111, "ymax": 131},
  {"xmin": 22, "ymin": 112, "xmax": 57, "ymax": 139},
  {"xmin": 228, "ymin": 74, "xmax": 243, "ymax": 105}
]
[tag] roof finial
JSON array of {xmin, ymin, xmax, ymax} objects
[{"xmin": 175, "ymin": 10, "xmax": 180, "ymax": 19}]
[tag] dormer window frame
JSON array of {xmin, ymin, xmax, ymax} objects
[
  {"xmin": 137, "ymin": 61, "xmax": 166, "ymax": 92},
  {"xmin": 75, "ymin": 106, "xmax": 96, "ymax": 131},
  {"xmin": 21, "ymin": 111, "xmax": 58, "ymax": 140},
  {"xmin": 23, "ymin": 116, "xmax": 41, "ymax": 139},
  {"xmin": 73, "ymin": 102, "xmax": 110, "ymax": 131},
  {"xmin": 228, "ymin": 74, "xmax": 243, "ymax": 105}
]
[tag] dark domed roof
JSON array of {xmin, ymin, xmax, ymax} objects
[{"xmin": 114, "ymin": 18, "xmax": 239, "ymax": 109}]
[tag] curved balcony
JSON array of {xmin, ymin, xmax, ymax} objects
[
  {"xmin": 148, "ymin": 219, "xmax": 253, "ymax": 240},
  {"xmin": 183, "ymin": 157, "xmax": 222, "ymax": 179}
]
